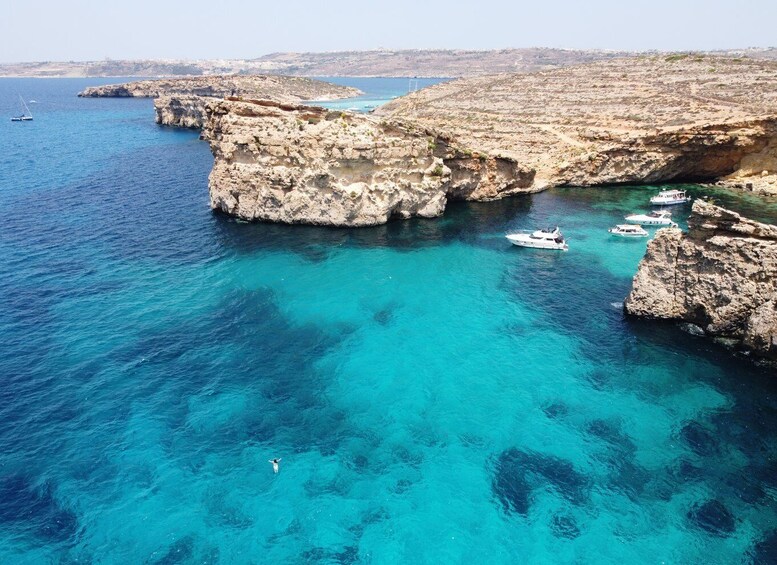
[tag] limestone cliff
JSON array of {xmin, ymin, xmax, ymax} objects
[
  {"xmin": 202, "ymin": 57, "xmax": 777, "ymax": 227},
  {"xmin": 379, "ymin": 56, "xmax": 777, "ymax": 195},
  {"xmin": 79, "ymin": 75, "xmax": 361, "ymax": 129},
  {"xmin": 78, "ymin": 75, "xmax": 361, "ymax": 101},
  {"xmin": 202, "ymin": 98, "xmax": 534, "ymax": 226},
  {"xmin": 154, "ymin": 96, "xmax": 207, "ymax": 129},
  {"xmin": 625, "ymin": 200, "xmax": 777, "ymax": 360}
]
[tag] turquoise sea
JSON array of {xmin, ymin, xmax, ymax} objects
[{"xmin": 1, "ymin": 77, "xmax": 776, "ymax": 564}]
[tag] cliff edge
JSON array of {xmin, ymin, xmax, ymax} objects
[
  {"xmin": 379, "ymin": 56, "xmax": 777, "ymax": 195},
  {"xmin": 202, "ymin": 99, "xmax": 531, "ymax": 226},
  {"xmin": 78, "ymin": 75, "xmax": 361, "ymax": 129},
  {"xmin": 625, "ymin": 200, "xmax": 777, "ymax": 360},
  {"xmin": 202, "ymin": 56, "xmax": 777, "ymax": 227}
]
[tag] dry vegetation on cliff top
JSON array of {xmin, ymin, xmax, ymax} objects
[{"xmin": 378, "ymin": 56, "xmax": 777, "ymax": 190}]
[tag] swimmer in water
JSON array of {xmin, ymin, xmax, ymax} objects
[{"xmin": 269, "ymin": 458, "xmax": 281, "ymax": 474}]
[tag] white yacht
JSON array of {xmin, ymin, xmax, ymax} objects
[
  {"xmin": 609, "ymin": 224, "xmax": 649, "ymax": 237},
  {"xmin": 506, "ymin": 227, "xmax": 569, "ymax": 251},
  {"xmin": 650, "ymin": 189, "xmax": 690, "ymax": 206},
  {"xmin": 624, "ymin": 210, "xmax": 678, "ymax": 227}
]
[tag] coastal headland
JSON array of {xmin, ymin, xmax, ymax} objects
[
  {"xmin": 78, "ymin": 75, "xmax": 362, "ymax": 129},
  {"xmin": 626, "ymin": 199, "xmax": 777, "ymax": 361},
  {"xmin": 200, "ymin": 56, "xmax": 777, "ymax": 226}
]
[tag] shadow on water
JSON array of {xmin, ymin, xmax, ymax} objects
[
  {"xmin": 107, "ymin": 287, "xmax": 355, "ymax": 461},
  {"xmin": 0, "ymin": 475, "xmax": 80, "ymax": 545},
  {"xmin": 210, "ymin": 196, "xmax": 534, "ymax": 259}
]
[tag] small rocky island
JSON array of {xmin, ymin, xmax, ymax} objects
[
  {"xmin": 79, "ymin": 75, "xmax": 361, "ymax": 129},
  {"xmin": 202, "ymin": 56, "xmax": 777, "ymax": 226},
  {"xmin": 625, "ymin": 200, "xmax": 777, "ymax": 360}
]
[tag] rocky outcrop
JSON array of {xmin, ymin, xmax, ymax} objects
[
  {"xmin": 78, "ymin": 75, "xmax": 361, "ymax": 101},
  {"xmin": 202, "ymin": 57, "xmax": 777, "ymax": 227},
  {"xmin": 202, "ymin": 98, "xmax": 535, "ymax": 226},
  {"xmin": 154, "ymin": 96, "xmax": 207, "ymax": 129},
  {"xmin": 625, "ymin": 200, "xmax": 777, "ymax": 360},
  {"xmin": 79, "ymin": 75, "xmax": 361, "ymax": 129},
  {"xmin": 379, "ymin": 56, "xmax": 777, "ymax": 195}
]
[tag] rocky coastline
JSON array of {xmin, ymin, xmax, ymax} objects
[
  {"xmin": 625, "ymin": 200, "xmax": 777, "ymax": 361},
  {"xmin": 79, "ymin": 75, "xmax": 362, "ymax": 129},
  {"xmin": 202, "ymin": 56, "xmax": 777, "ymax": 226}
]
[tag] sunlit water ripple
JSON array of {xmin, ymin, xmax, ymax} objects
[{"xmin": 0, "ymin": 78, "xmax": 776, "ymax": 564}]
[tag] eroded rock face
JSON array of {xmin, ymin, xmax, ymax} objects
[
  {"xmin": 625, "ymin": 200, "xmax": 777, "ymax": 360},
  {"xmin": 79, "ymin": 75, "xmax": 362, "ymax": 129},
  {"xmin": 379, "ymin": 56, "xmax": 777, "ymax": 194},
  {"xmin": 202, "ymin": 99, "xmax": 535, "ymax": 226},
  {"xmin": 154, "ymin": 96, "xmax": 206, "ymax": 129},
  {"xmin": 78, "ymin": 75, "xmax": 361, "ymax": 102},
  {"xmin": 202, "ymin": 57, "xmax": 777, "ymax": 228}
]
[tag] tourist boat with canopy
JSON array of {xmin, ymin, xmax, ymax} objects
[
  {"xmin": 624, "ymin": 210, "xmax": 678, "ymax": 226},
  {"xmin": 506, "ymin": 227, "xmax": 569, "ymax": 250},
  {"xmin": 609, "ymin": 224, "xmax": 649, "ymax": 237},
  {"xmin": 649, "ymin": 189, "xmax": 690, "ymax": 206}
]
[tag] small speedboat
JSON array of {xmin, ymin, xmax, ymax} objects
[
  {"xmin": 624, "ymin": 210, "xmax": 678, "ymax": 226},
  {"xmin": 506, "ymin": 227, "xmax": 569, "ymax": 250},
  {"xmin": 609, "ymin": 224, "xmax": 648, "ymax": 237},
  {"xmin": 650, "ymin": 189, "xmax": 690, "ymax": 206}
]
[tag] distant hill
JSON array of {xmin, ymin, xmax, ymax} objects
[{"xmin": 1, "ymin": 48, "xmax": 776, "ymax": 78}]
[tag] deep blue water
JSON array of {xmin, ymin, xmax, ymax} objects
[{"xmin": 1, "ymin": 78, "xmax": 777, "ymax": 564}]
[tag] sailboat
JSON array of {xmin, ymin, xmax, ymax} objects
[{"xmin": 10, "ymin": 95, "xmax": 33, "ymax": 122}]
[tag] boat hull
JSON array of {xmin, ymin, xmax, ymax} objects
[
  {"xmin": 625, "ymin": 216, "xmax": 675, "ymax": 226},
  {"xmin": 609, "ymin": 231, "xmax": 648, "ymax": 238},
  {"xmin": 506, "ymin": 235, "xmax": 568, "ymax": 251},
  {"xmin": 649, "ymin": 198, "xmax": 689, "ymax": 206}
]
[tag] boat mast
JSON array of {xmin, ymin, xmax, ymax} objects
[{"xmin": 19, "ymin": 95, "xmax": 32, "ymax": 117}]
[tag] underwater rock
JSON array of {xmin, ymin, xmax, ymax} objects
[
  {"xmin": 542, "ymin": 403, "xmax": 568, "ymax": 419},
  {"xmin": 492, "ymin": 448, "xmax": 590, "ymax": 515},
  {"xmin": 677, "ymin": 459, "xmax": 704, "ymax": 481},
  {"xmin": 0, "ymin": 474, "xmax": 79, "ymax": 543},
  {"xmin": 751, "ymin": 530, "xmax": 777, "ymax": 564},
  {"xmin": 551, "ymin": 514, "xmax": 581, "ymax": 539},
  {"xmin": 687, "ymin": 499, "xmax": 736, "ymax": 537},
  {"xmin": 151, "ymin": 536, "xmax": 194, "ymax": 565},
  {"xmin": 680, "ymin": 421, "xmax": 719, "ymax": 456}
]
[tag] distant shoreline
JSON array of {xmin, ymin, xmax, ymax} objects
[{"xmin": 2, "ymin": 47, "xmax": 774, "ymax": 79}]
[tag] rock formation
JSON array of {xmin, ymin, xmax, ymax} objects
[
  {"xmin": 203, "ymin": 98, "xmax": 533, "ymax": 226},
  {"xmin": 78, "ymin": 75, "xmax": 361, "ymax": 129},
  {"xmin": 202, "ymin": 56, "xmax": 777, "ymax": 226},
  {"xmin": 625, "ymin": 199, "xmax": 777, "ymax": 360},
  {"xmin": 78, "ymin": 75, "xmax": 361, "ymax": 101},
  {"xmin": 378, "ymin": 56, "xmax": 777, "ymax": 195},
  {"xmin": 153, "ymin": 96, "xmax": 208, "ymax": 129}
]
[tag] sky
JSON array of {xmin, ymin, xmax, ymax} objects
[{"xmin": 1, "ymin": 0, "xmax": 775, "ymax": 63}]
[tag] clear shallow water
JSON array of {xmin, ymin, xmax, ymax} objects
[
  {"xmin": 1, "ymin": 79, "xmax": 777, "ymax": 564},
  {"xmin": 306, "ymin": 77, "xmax": 449, "ymax": 112}
]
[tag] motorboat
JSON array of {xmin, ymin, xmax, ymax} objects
[
  {"xmin": 609, "ymin": 224, "xmax": 648, "ymax": 237},
  {"xmin": 624, "ymin": 210, "xmax": 678, "ymax": 227},
  {"xmin": 650, "ymin": 189, "xmax": 690, "ymax": 206},
  {"xmin": 506, "ymin": 227, "xmax": 569, "ymax": 250}
]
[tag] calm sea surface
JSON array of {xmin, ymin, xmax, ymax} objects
[{"xmin": 1, "ymin": 77, "xmax": 776, "ymax": 564}]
